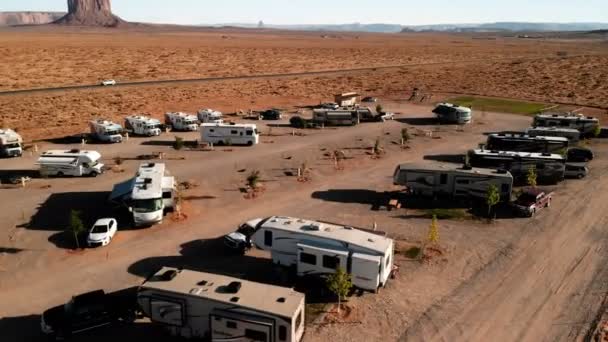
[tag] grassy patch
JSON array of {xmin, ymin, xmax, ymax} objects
[
  {"xmin": 423, "ymin": 208, "xmax": 469, "ymax": 220},
  {"xmin": 404, "ymin": 247, "xmax": 422, "ymax": 259},
  {"xmin": 305, "ymin": 302, "xmax": 328, "ymax": 324},
  {"xmin": 449, "ymin": 96, "xmax": 547, "ymax": 116}
]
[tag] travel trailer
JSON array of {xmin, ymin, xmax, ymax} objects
[
  {"xmin": 165, "ymin": 112, "xmax": 199, "ymax": 131},
  {"xmin": 0, "ymin": 128, "xmax": 23, "ymax": 158},
  {"xmin": 109, "ymin": 163, "xmax": 176, "ymax": 227},
  {"xmin": 138, "ymin": 267, "xmax": 306, "ymax": 342},
  {"xmin": 533, "ymin": 113, "xmax": 599, "ymax": 135},
  {"xmin": 312, "ymin": 109, "xmax": 359, "ymax": 126},
  {"xmin": 90, "ymin": 120, "xmax": 123, "ymax": 143},
  {"xmin": 432, "ymin": 103, "xmax": 472, "ymax": 124},
  {"xmin": 124, "ymin": 115, "xmax": 162, "ymax": 137},
  {"xmin": 486, "ymin": 133, "xmax": 569, "ymax": 153},
  {"xmin": 468, "ymin": 149, "xmax": 566, "ymax": 184},
  {"xmin": 38, "ymin": 149, "xmax": 104, "ymax": 177},
  {"xmin": 197, "ymin": 109, "xmax": 223, "ymax": 124},
  {"xmin": 200, "ymin": 123, "xmax": 259, "ymax": 146},
  {"xmin": 226, "ymin": 216, "xmax": 394, "ymax": 292},
  {"xmin": 393, "ymin": 163, "xmax": 513, "ymax": 201},
  {"xmin": 526, "ymin": 127, "xmax": 581, "ymax": 142}
]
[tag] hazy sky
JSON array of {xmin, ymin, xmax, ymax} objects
[{"xmin": 2, "ymin": 0, "xmax": 607, "ymax": 25}]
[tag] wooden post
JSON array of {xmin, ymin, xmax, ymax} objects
[
  {"xmin": 125, "ymin": 132, "xmax": 129, "ymax": 141},
  {"xmin": 21, "ymin": 177, "xmax": 26, "ymax": 188},
  {"xmin": 33, "ymin": 144, "xmax": 38, "ymax": 152},
  {"xmin": 81, "ymin": 138, "xmax": 85, "ymax": 145}
]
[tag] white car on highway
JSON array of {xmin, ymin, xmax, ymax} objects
[
  {"xmin": 101, "ymin": 79, "xmax": 117, "ymax": 86},
  {"xmin": 87, "ymin": 218, "xmax": 118, "ymax": 247}
]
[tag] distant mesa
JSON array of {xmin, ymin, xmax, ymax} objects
[
  {"xmin": 0, "ymin": 12, "xmax": 65, "ymax": 26},
  {"xmin": 53, "ymin": 0, "xmax": 126, "ymax": 27}
]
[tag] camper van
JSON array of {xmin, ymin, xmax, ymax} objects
[
  {"xmin": 197, "ymin": 109, "xmax": 223, "ymax": 124},
  {"xmin": 165, "ymin": 112, "xmax": 199, "ymax": 131},
  {"xmin": 89, "ymin": 120, "xmax": 123, "ymax": 143},
  {"xmin": 138, "ymin": 267, "xmax": 306, "ymax": 342},
  {"xmin": 124, "ymin": 115, "xmax": 162, "ymax": 137},
  {"xmin": 393, "ymin": 163, "xmax": 513, "ymax": 201},
  {"xmin": 200, "ymin": 123, "xmax": 259, "ymax": 146},
  {"xmin": 38, "ymin": 150, "xmax": 104, "ymax": 177},
  {"xmin": 468, "ymin": 149, "xmax": 566, "ymax": 184},
  {"xmin": 432, "ymin": 103, "xmax": 472, "ymax": 124},
  {"xmin": 533, "ymin": 113, "xmax": 599, "ymax": 136},
  {"xmin": 0, "ymin": 128, "xmax": 23, "ymax": 158},
  {"xmin": 312, "ymin": 109, "xmax": 359, "ymax": 126},
  {"xmin": 109, "ymin": 163, "xmax": 175, "ymax": 227},
  {"xmin": 225, "ymin": 216, "xmax": 394, "ymax": 292},
  {"xmin": 526, "ymin": 127, "xmax": 581, "ymax": 143},
  {"xmin": 486, "ymin": 133, "xmax": 569, "ymax": 153}
]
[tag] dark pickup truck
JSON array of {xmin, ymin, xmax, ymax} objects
[
  {"xmin": 511, "ymin": 189, "xmax": 553, "ymax": 217},
  {"xmin": 40, "ymin": 287, "xmax": 138, "ymax": 340}
]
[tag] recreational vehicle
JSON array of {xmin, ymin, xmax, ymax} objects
[
  {"xmin": 533, "ymin": 113, "xmax": 599, "ymax": 135},
  {"xmin": 124, "ymin": 115, "xmax": 162, "ymax": 137},
  {"xmin": 393, "ymin": 163, "xmax": 513, "ymax": 201},
  {"xmin": 468, "ymin": 149, "xmax": 566, "ymax": 184},
  {"xmin": 165, "ymin": 112, "xmax": 199, "ymax": 131},
  {"xmin": 200, "ymin": 123, "xmax": 259, "ymax": 146},
  {"xmin": 109, "ymin": 163, "xmax": 176, "ymax": 227},
  {"xmin": 38, "ymin": 149, "xmax": 104, "ymax": 177},
  {"xmin": 432, "ymin": 103, "xmax": 472, "ymax": 124},
  {"xmin": 197, "ymin": 109, "xmax": 223, "ymax": 124},
  {"xmin": 226, "ymin": 216, "xmax": 395, "ymax": 292},
  {"xmin": 526, "ymin": 127, "xmax": 581, "ymax": 142},
  {"xmin": 312, "ymin": 109, "xmax": 359, "ymax": 126},
  {"xmin": 486, "ymin": 133, "xmax": 569, "ymax": 153},
  {"xmin": 89, "ymin": 120, "xmax": 123, "ymax": 143},
  {"xmin": 0, "ymin": 128, "xmax": 23, "ymax": 157},
  {"xmin": 138, "ymin": 267, "xmax": 306, "ymax": 342}
]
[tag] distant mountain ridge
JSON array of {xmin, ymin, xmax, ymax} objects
[{"xmin": 0, "ymin": 12, "xmax": 65, "ymax": 26}]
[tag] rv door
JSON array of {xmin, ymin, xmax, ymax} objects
[{"xmin": 350, "ymin": 253, "xmax": 381, "ymax": 291}]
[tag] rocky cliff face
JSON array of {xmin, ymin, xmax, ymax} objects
[
  {"xmin": 0, "ymin": 12, "xmax": 65, "ymax": 26},
  {"xmin": 54, "ymin": 0, "xmax": 125, "ymax": 27}
]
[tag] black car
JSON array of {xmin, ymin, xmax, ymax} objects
[
  {"xmin": 362, "ymin": 96, "xmax": 378, "ymax": 103},
  {"xmin": 260, "ymin": 109, "xmax": 282, "ymax": 120},
  {"xmin": 567, "ymin": 147, "xmax": 594, "ymax": 162},
  {"xmin": 41, "ymin": 288, "xmax": 138, "ymax": 340}
]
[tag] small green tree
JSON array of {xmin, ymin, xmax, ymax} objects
[
  {"xmin": 427, "ymin": 215, "xmax": 440, "ymax": 244},
  {"xmin": 486, "ymin": 184, "xmax": 500, "ymax": 219},
  {"xmin": 246, "ymin": 170, "xmax": 261, "ymax": 189},
  {"xmin": 592, "ymin": 125, "xmax": 601, "ymax": 138},
  {"xmin": 326, "ymin": 268, "xmax": 352, "ymax": 313},
  {"xmin": 173, "ymin": 136, "xmax": 184, "ymax": 150},
  {"xmin": 68, "ymin": 210, "xmax": 86, "ymax": 249},
  {"xmin": 376, "ymin": 104, "xmax": 384, "ymax": 114},
  {"xmin": 527, "ymin": 167, "xmax": 537, "ymax": 188},
  {"xmin": 400, "ymin": 128, "xmax": 410, "ymax": 146},
  {"xmin": 373, "ymin": 137, "xmax": 383, "ymax": 156}
]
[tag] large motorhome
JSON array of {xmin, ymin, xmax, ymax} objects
[
  {"xmin": 393, "ymin": 163, "xmax": 513, "ymax": 201},
  {"xmin": 197, "ymin": 109, "xmax": 223, "ymax": 124},
  {"xmin": 229, "ymin": 216, "xmax": 394, "ymax": 292},
  {"xmin": 110, "ymin": 163, "xmax": 175, "ymax": 227},
  {"xmin": 38, "ymin": 149, "xmax": 104, "ymax": 177},
  {"xmin": 533, "ymin": 113, "xmax": 599, "ymax": 135},
  {"xmin": 124, "ymin": 115, "xmax": 162, "ymax": 137},
  {"xmin": 432, "ymin": 103, "xmax": 472, "ymax": 124},
  {"xmin": 138, "ymin": 267, "xmax": 306, "ymax": 342},
  {"xmin": 89, "ymin": 120, "xmax": 123, "ymax": 143},
  {"xmin": 200, "ymin": 123, "xmax": 259, "ymax": 146},
  {"xmin": 165, "ymin": 112, "xmax": 199, "ymax": 131},
  {"xmin": 0, "ymin": 128, "xmax": 23, "ymax": 157},
  {"xmin": 526, "ymin": 127, "xmax": 581, "ymax": 142},
  {"xmin": 468, "ymin": 149, "xmax": 566, "ymax": 184},
  {"xmin": 486, "ymin": 133, "xmax": 569, "ymax": 153},
  {"xmin": 312, "ymin": 109, "xmax": 359, "ymax": 126}
]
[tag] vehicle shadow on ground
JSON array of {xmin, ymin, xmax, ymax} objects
[
  {"xmin": 395, "ymin": 117, "xmax": 439, "ymax": 126},
  {"xmin": 311, "ymin": 189, "xmax": 394, "ymax": 211},
  {"xmin": 423, "ymin": 154, "xmax": 465, "ymax": 164},
  {"xmin": 38, "ymin": 134, "xmax": 87, "ymax": 145},
  {"xmin": 0, "ymin": 315, "xmax": 44, "ymax": 342},
  {"xmin": 0, "ymin": 170, "xmax": 40, "ymax": 184}
]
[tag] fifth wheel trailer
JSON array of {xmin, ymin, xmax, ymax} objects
[
  {"xmin": 138, "ymin": 267, "xmax": 305, "ymax": 342},
  {"xmin": 533, "ymin": 113, "xmax": 599, "ymax": 136},
  {"xmin": 486, "ymin": 133, "xmax": 569, "ymax": 153}
]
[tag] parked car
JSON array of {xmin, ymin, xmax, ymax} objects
[
  {"xmin": 100, "ymin": 79, "xmax": 116, "ymax": 86},
  {"xmin": 260, "ymin": 109, "xmax": 282, "ymax": 120},
  {"xmin": 564, "ymin": 163, "xmax": 588, "ymax": 179},
  {"xmin": 40, "ymin": 288, "xmax": 138, "ymax": 340},
  {"xmin": 362, "ymin": 96, "xmax": 378, "ymax": 103},
  {"xmin": 567, "ymin": 147, "xmax": 594, "ymax": 162},
  {"xmin": 223, "ymin": 223, "xmax": 255, "ymax": 254},
  {"xmin": 511, "ymin": 189, "xmax": 553, "ymax": 217},
  {"xmin": 380, "ymin": 112, "xmax": 395, "ymax": 121},
  {"xmin": 87, "ymin": 218, "xmax": 117, "ymax": 247}
]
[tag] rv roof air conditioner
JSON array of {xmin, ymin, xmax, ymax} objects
[
  {"xmin": 230, "ymin": 297, "xmax": 240, "ymax": 303},
  {"xmin": 226, "ymin": 281, "xmax": 242, "ymax": 294},
  {"xmin": 277, "ymin": 297, "xmax": 286, "ymax": 303},
  {"xmin": 69, "ymin": 149, "xmax": 80, "ymax": 153},
  {"xmin": 160, "ymin": 269, "xmax": 178, "ymax": 281}
]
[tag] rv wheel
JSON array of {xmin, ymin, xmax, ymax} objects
[
  {"xmin": 546, "ymin": 199, "xmax": 551, "ymax": 208},
  {"xmin": 247, "ymin": 141, "xmax": 253, "ymax": 146},
  {"xmin": 57, "ymin": 172, "xmax": 64, "ymax": 177},
  {"xmin": 577, "ymin": 173, "xmax": 584, "ymax": 179},
  {"xmin": 90, "ymin": 172, "xmax": 98, "ymax": 178},
  {"xmin": 217, "ymin": 140, "xmax": 224, "ymax": 146}
]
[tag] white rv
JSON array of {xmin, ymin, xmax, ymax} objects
[
  {"xmin": 432, "ymin": 103, "xmax": 472, "ymax": 124},
  {"xmin": 197, "ymin": 109, "xmax": 223, "ymax": 124},
  {"xmin": 89, "ymin": 120, "xmax": 123, "ymax": 143},
  {"xmin": 38, "ymin": 150, "xmax": 104, "ymax": 177},
  {"xmin": 124, "ymin": 115, "xmax": 162, "ymax": 137},
  {"xmin": 227, "ymin": 216, "xmax": 394, "ymax": 292},
  {"xmin": 110, "ymin": 163, "xmax": 176, "ymax": 227},
  {"xmin": 165, "ymin": 112, "xmax": 199, "ymax": 131},
  {"xmin": 0, "ymin": 128, "xmax": 23, "ymax": 158},
  {"xmin": 393, "ymin": 163, "xmax": 513, "ymax": 201},
  {"xmin": 533, "ymin": 113, "xmax": 599, "ymax": 135},
  {"xmin": 526, "ymin": 127, "xmax": 581, "ymax": 142},
  {"xmin": 200, "ymin": 123, "xmax": 259, "ymax": 146},
  {"xmin": 138, "ymin": 267, "xmax": 306, "ymax": 342}
]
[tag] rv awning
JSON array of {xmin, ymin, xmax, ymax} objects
[{"xmin": 109, "ymin": 178, "xmax": 135, "ymax": 203}]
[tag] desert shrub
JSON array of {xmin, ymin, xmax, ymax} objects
[
  {"xmin": 290, "ymin": 116, "xmax": 306, "ymax": 128},
  {"xmin": 174, "ymin": 136, "xmax": 184, "ymax": 150}
]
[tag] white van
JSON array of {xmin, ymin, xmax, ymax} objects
[
  {"xmin": 201, "ymin": 123, "xmax": 259, "ymax": 146},
  {"xmin": 38, "ymin": 150, "xmax": 104, "ymax": 177}
]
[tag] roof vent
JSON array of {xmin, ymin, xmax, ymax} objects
[
  {"xmin": 160, "ymin": 269, "xmax": 178, "ymax": 281},
  {"xmin": 368, "ymin": 238, "xmax": 375, "ymax": 242},
  {"xmin": 344, "ymin": 226, "xmax": 353, "ymax": 230},
  {"xmin": 277, "ymin": 297, "xmax": 286, "ymax": 303},
  {"xmin": 230, "ymin": 297, "xmax": 240, "ymax": 303},
  {"xmin": 541, "ymin": 152, "xmax": 551, "ymax": 156},
  {"xmin": 144, "ymin": 178, "xmax": 153, "ymax": 184},
  {"xmin": 306, "ymin": 224, "xmax": 321, "ymax": 231},
  {"xmin": 496, "ymin": 169, "xmax": 508, "ymax": 174},
  {"xmin": 226, "ymin": 281, "xmax": 242, "ymax": 294},
  {"xmin": 197, "ymin": 280, "xmax": 208, "ymax": 286},
  {"xmin": 462, "ymin": 165, "xmax": 473, "ymax": 170}
]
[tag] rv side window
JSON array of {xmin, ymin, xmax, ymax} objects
[
  {"xmin": 162, "ymin": 191, "xmax": 172, "ymax": 199},
  {"xmin": 226, "ymin": 321, "xmax": 237, "ymax": 329},
  {"xmin": 300, "ymin": 253, "xmax": 316, "ymax": 265},
  {"xmin": 245, "ymin": 329, "xmax": 267, "ymax": 341},
  {"xmin": 322, "ymin": 255, "xmax": 339, "ymax": 270},
  {"xmin": 246, "ymin": 130, "xmax": 253, "ymax": 136},
  {"xmin": 264, "ymin": 230, "xmax": 273, "ymax": 247},
  {"xmin": 456, "ymin": 179, "xmax": 469, "ymax": 184},
  {"xmin": 210, "ymin": 129, "xmax": 215, "ymax": 132},
  {"xmin": 501, "ymin": 184, "xmax": 510, "ymax": 193},
  {"xmin": 231, "ymin": 130, "xmax": 238, "ymax": 135},
  {"xmin": 440, "ymin": 174, "xmax": 448, "ymax": 185},
  {"xmin": 279, "ymin": 326, "xmax": 287, "ymax": 341}
]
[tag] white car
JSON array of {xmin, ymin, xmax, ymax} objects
[
  {"xmin": 101, "ymin": 79, "xmax": 116, "ymax": 86},
  {"xmin": 87, "ymin": 218, "xmax": 117, "ymax": 247}
]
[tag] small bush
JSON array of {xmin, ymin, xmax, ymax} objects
[
  {"xmin": 593, "ymin": 125, "xmax": 601, "ymax": 138},
  {"xmin": 404, "ymin": 247, "xmax": 421, "ymax": 259},
  {"xmin": 114, "ymin": 156, "xmax": 124, "ymax": 165},
  {"xmin": 174, "ymin": 136, "xmax": 184, "ymax": 150},
  {"xmin": 376, "ymin": 104, "xmax": 384, "ymax": 114},
  {"xmin": 290, "ymin": 116, "xmax": 306, "ymax": 128}
]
